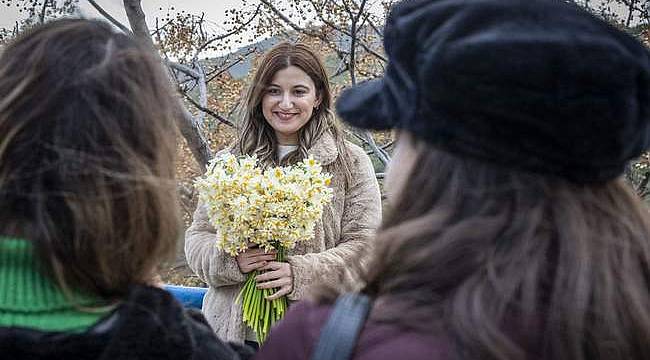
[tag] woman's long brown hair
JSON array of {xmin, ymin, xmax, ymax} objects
[
  {"xmin": 237, "ymin": 42, "xmax": 352, "ymax": 182},
  {"xmin": 322, "ymin": 136, "xmax": 650, "ymax": 359},
  {"xmin": 0, "ymin": 19, "xmax": 181, "ymax": 299}
]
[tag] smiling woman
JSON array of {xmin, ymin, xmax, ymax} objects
[
  {"xmin": 261, "ymin": 65, "xmax": 321, "ymax": 145},
  {"xmin": 184, "ymin": 42, "xmax": 382, "ymax": 346}
]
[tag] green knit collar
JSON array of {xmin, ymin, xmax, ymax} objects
[{"xmin": 0, "ymin": 237, "xmax": 108, "ymax": 331}]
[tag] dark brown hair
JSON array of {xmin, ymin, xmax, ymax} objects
[
  {"xmin": 333, "ymin": 136, "xmax": 650, "ymax": 359},
  {"xmin": 237, "ymin": 42, "xmax": 351, "ymax": 181},
  {"xmin": 0, "ymin": 19, "xmax": 181, "ymax": 299}
]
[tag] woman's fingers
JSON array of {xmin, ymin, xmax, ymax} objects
[
  {"xmin": 245, "ymin": 247, "xmax": 277, "ymax": 256},
  {"xmin": 256, "ymin": 278, "xmax": 289, "ymax": 289},
  {"xmin": 252, "ymin": 261, "xmax": 294, "ymax": 298},
  {"xmin": 255, "ymin": 262, "xmax": 289, "ymax": 280},
  {"xmin": 258, "ymin": 261, "xmax": 286, "ymax": 272},
  {"xmin": 254, "ymin": 268, "xmax": 283, "ymax": 282},
  {"xmin": 243, "ymin": 253, "xmax": 276, "ymax": 263},
  {"xmin": 247, "ymin": 261, "xmax": 268, "ymax": 271},
  {"xmin": 266, "ymin": 285, "xmax": 292, "ymax": 300},
  {"xmin": 236, "ymin": 249, "xmax": 277, "ymax": 273}
]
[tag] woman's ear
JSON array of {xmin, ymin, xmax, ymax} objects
[{"xmin": 314, "ymin": 92, "xmax": 322, "ymax": 110}]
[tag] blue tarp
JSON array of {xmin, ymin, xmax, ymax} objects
[{"xmin": 164, "ymin": 285, "xmax": 207, "ymax": 310}]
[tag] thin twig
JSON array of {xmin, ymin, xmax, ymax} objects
[
  {"xmin": 366, "ymin": 140, "xmax": 394, "ymax": 154},
  {"xmin": 181, "ymin": 90, "xmax": 235, "ymax": 127},
  {"xmin": 86, "ymin": 0, "xmax": 132, "ymax": 34},
  {"xmin": 638, "ymin": 171, "xmax": 650, "ymax": 195},
  {"xmin": 353, "ymin": 131, "xmax": 390, "ymax": 165},
  {"xmin": 193, "ymin": 5, "xmax": 262, "ymax": 60},
  {"xmin": 310, "ymin": 1, "xmax": 387, "ymax": 62},
  {"xmin": 260, "ymin": 0, "xmax": 332, "ymax": 45},
  {"xmin": 206, "ymin": 47, "xmax": 256, "ymax": 83},
  {"xmin": 39, "ymin": 0, "xmax": 50, "ymax": 24},
  {"xmin": 150, "ymin": 17, "xmax": 174, "ymax": 37},
  {"xmin": 365, "ymin": 12, "xmax": 383, "ymax": 38},
  {"xmin": 348, "ymin": 0, "xmax": 367, "ymax": 85}
]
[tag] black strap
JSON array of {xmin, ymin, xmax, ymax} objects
[{"xmin": 309, "ymin": 293, "xmax": 371, "ymax": 360}]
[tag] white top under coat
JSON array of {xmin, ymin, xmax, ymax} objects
[{"xmin": 277, "ymin": 144, "xmax": 298, "ymax": 160}]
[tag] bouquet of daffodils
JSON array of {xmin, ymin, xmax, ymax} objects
[{"xmin": 195, "ymin": 153, "xmax": 333, "ymax": 342}]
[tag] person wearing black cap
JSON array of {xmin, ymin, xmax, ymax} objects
[{"xmin": 254, "ymin": 0, "xmax": 650, "ymax": 359}]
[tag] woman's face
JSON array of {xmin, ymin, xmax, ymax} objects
[
  {"xmin": 385, "ymin": 132, "xmax": 419, "ymax": 203},
  {"xmin": 262, "ymin": 65, "xmax": 321, "ymax": 145}
]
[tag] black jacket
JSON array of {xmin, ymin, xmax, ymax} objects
[{"xmin": 0, "ymin": 285, "xmax": 254, "ymax": 360}]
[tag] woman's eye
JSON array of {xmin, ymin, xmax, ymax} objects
[
  {"xmin": 267, "ymin": 88, "xmax": 280, "ymax": 95},
  {"xmin": 294, "ymin": 89, "xmax": 307, "ymax": 96}
]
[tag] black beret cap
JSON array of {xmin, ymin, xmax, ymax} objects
[{"xmin": 336, "ymin": 0, "xmax": 650, "ymax": 183}]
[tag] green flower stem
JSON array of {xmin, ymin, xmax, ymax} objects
[{"xmin": 236, "ymin": 246, "xmax": 289, "ymax": 343}]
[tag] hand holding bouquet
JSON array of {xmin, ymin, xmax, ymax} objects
[{"xmin": 195, "ymin": 154, "xmax": 333, "ymax": 342}]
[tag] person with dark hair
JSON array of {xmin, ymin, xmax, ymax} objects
[
  {"xmin": 0, "ymin": 18, "xmax": 251, "ymax": 360},
  {"xmin": 255, "ymin": 0, "xmax": 650, "ymax": 359},
  {"xmin": 185, "ymin": 42, "xmax": 381, "ymax": 347}
]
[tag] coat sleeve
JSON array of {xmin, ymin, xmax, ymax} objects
[
  {"xmin": 286, "ymin": 147, "xmax": 382, "ymax": 300},
  {"xmin": 184, "ymin": 202, "xmax": 247, "ymax": 288}
]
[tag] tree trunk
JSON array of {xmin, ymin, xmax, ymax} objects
[
  {"xmin": 122, "ymin": 0, "xmax": 212, "ymax": 171},
  {"xmin": 123, "ymin": 0, "xmax": 154, "ymax": 47},
  {"xmin": 178, "ymin": 107, "xmax": 212, "ymax": 172}
]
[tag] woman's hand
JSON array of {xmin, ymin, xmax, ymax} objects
[
  {"xmin": 255, "ymin": 261, "xmax": 293, "ymax": 300},
  {"xmin": 236, "ymin": 247, "xmax": 277, "ymax": 274}
]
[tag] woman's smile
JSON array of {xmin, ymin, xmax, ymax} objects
[{"xmin": 273, "ymin": 111, "xmax": 300, "ymax": 121}]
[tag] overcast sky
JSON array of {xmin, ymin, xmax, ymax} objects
[
  {"xmin": 1, "ymin": 0, "xmax": 256, "ymax": 56},
  {"xmin": 1, "ymin": 0, "xmax": 643, "ymax": 43},
  {"xmin": 1, "ymin": 0, "xmax": 245, "ymax": 32}
]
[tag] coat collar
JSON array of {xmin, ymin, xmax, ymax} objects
[
  {"xmin": 226, "ymin": 131, "xmax": 339, "ymax": 166},
  {"xmin": 307, "ymin": 131, "xmax": 338, "ymax": 166}
]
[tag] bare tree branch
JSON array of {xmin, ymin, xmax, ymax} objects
[
  {"xmin": 197, "ymin": 12, "xmax": 206, "ymax": 43},
  {"xmin": 193, "ymin": 4, "xmax": 262, "ymax": 60},
  {"xmin": 353, "ymin": 131, "xmax": 390, "ymax": 165},
  {"xmin": 638, "ymin": 170, "xmax": 650, "ymax": 196},
  {"xmin": 364, "ymin": 12, "xmax": 383, "ymax": 38},
  {"xmin": 150, "ymin": 17, "xmax": 174, "ymax": 37},
  {"xmin": 381, "ymin": 140, "xmax": 394, "ymax": 150},
  {"xmin": 205, "ymin": 47, "xmax": 256, "ymax": 83},
  {"xmin": 39, "ymin": 0, "xmax": 50, "ymax": 24},
  {"xmin": 86, "ymin": 0, "xmax": 131, "ymax": 34},
  {"xmin": 331, "ymin": 59, "xmax": 350, "ymax": 78},
  {"xmin": 309, "ymin": 0, "xmax": 387, "ymax": 62},
  {"xmin": 261, "ymin": 0, "xmax": 354, "ymax": 74},
  {"xmin": 228, "ymin": 99, "xmax": 241, "ymax": 118},
  {"xmin": 260, "ymin": 0, "xmax": 333, "ymax": 43},
  {"xmin": 626, "ymin": 0, "xmax": 639, "ymax": 27},
  {"xmin": 119, "ymin": 0, "xmax": 214, "ymax": 170},
  {"xmin": 178, "ymin": 107, "xmax": 212, "ymax": 172},
  {"xmin": 343, "ymin": 1, "xmax": 391, "ymax": 164},
  {"xmin": 153, "ymin": 17, "xmax": 173, "ymax": 61},
  {"xmin": 182, "ymin": 90, "xmax": 235, "ymax": 127},
  {"xmin": 168, "ymin": 61, "xmax": 201, "ymax": 78},
  {"xmin": 123, "ymin": 0, "xmax": 154, "ymax": 47},
  {"xmin": 191, "ymin": 60, "xmax": 208, "ymax": 124},
  {"xmin": 348, "ymin": 0, "xmax": 367, "ymax": 85}
]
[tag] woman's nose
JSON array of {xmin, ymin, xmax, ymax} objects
[{"xmin": 279, "ymin": 94, "xmax": 293, "ymax": 109}]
